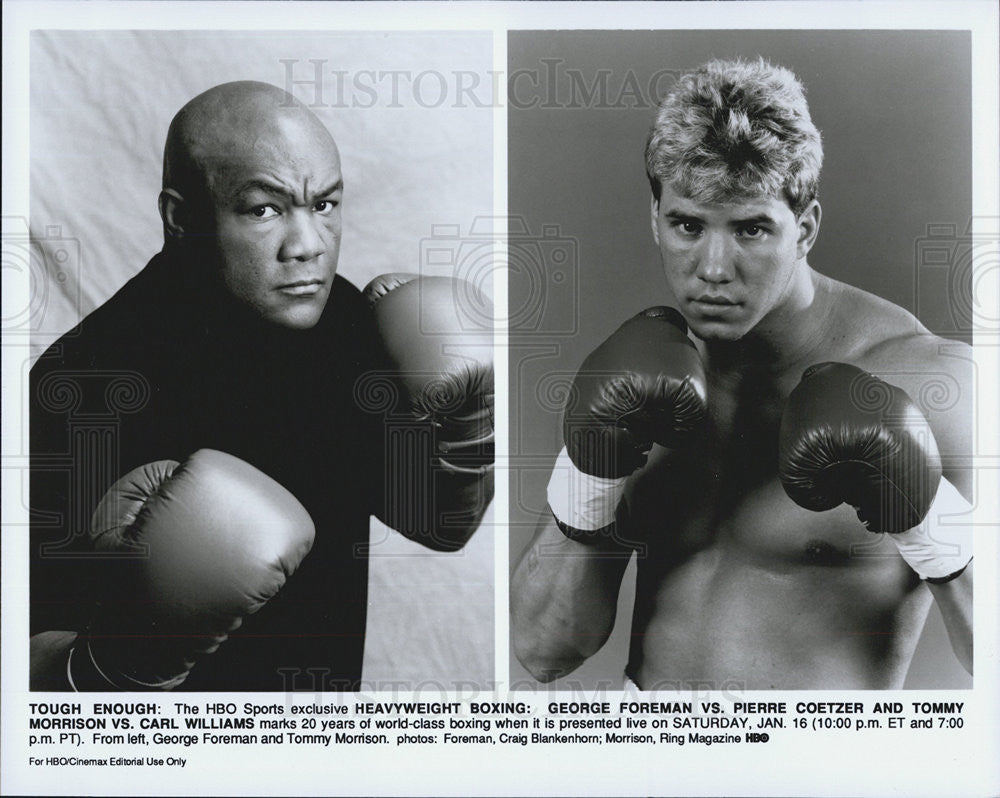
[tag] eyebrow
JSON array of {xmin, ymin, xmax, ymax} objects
[
  {"xmin": 664, "ymin": 209, "xmax": 702, "ymax": 220},
  {"xmin": 663, "ymin": 209, "xmax": 778, "ymax": 226},
  {"xmin": 731, "ymin": 213, "xmax": 778, "ymax": 226},
  {"xmin": 233, "ymin": 178, "xmax": 343, "ymax": 202}
]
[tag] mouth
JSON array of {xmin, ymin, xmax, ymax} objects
[
  {"xmin": 276, "ymin": 279, "xmax": 325, "ymax": 297},
  {"xmin": 689, "ymin": 294, "xmax": 741, "ymax": 311}
]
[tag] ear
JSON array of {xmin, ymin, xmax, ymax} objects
[
  {"xmin": 158, "ymin": 188, "xmax": 188, "ymax": 239},
  {"xmin": 650, "ymin": 195, "xmax": 661, "ymax": 247},
  {"xmin": 795, "ymin": 199, "xmax": 821, "ymax": 259}
]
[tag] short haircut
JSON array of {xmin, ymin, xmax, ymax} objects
[{"xmin": 645, "ymin": 58, "xmax": 823, "ymax": 215}]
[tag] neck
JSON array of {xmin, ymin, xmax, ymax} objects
[
  {"xmin": 701, "ymin": 266, "xmax": 835, "ymax": 379},
  {"xmin": 160, "ymin": 242, "xmax": 307, "ymax": 341}
]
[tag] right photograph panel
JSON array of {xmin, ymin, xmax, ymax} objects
[{"xmin": 508, "ymin": 29, "xmax": 974, "ymax": 691}]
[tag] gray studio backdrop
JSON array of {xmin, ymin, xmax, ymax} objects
[
  {"xmin": 27, "ymin": 29, "xmax": 495, "ymax": 688},
  {"xmin": 507, "ymin": 29, "xmax": 973, "ymax": 690}
]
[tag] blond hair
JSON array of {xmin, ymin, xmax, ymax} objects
[{"xmin": 645, "ymin": 58, "xmax": 823, "ymax": 215}]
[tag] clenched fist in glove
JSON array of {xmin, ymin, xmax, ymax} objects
[
  {"xmin": 30, "ymin": 449, "xmax": 314, "ymax": 690},
  {"xmin": 547, "ymin": 307, "xmax": 707, "ymax": 542},
  {"xmin": 364, "ymin": 273, "xmax": 494, "ymax": 550},
  {"xmin": 779, "ymin": 362, "xmax": 972, "ymax": 583}
]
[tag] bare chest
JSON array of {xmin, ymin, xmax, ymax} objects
[{"xmin": 622, "ymin": 378, "xmax": 889, "ymax": 568}]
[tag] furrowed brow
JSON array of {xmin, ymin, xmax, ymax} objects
[
  {"xmin": 312, "ymin": 179, "xmax": 343, "ymax": 199},
  {"xmin": 233, "ymin": 178, "xmax": 343, "ymax": 204},
  {"xmin": 233, "ymin": 179, "xmax": 293, "ymax": 200}
]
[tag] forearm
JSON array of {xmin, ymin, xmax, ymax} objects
[
  {"xmin": 927, "ymin": 563, "xmax": 973, "ymax": 675},
  {"xmin": 890, "ymin": 477, "xmax": 973, "ymax": 674},
  {"xmin": 511, "ymin": 511, "xmax": 632, "ymax": 682}
]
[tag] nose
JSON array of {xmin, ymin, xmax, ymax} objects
[
  {"xmin": 279, "ymin": 210, "xmax": 326, "ymax": 262},
  {"xmin": 694, "ymin": 232, "xmax": 735, "ymax": 284}
]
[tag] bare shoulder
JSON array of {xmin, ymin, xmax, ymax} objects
[
  {"xmin": 843, "ymin": 279, "xmax": 972, "ymax": 391},
  {"xmin": 859, "ymin": 331, "xmax": 973, "ymax": 461},
  {"xmin": 824, "ymin": 278, "xmax": 973, "ymax": 493},
  {"xmin": 860, "ymin": 332, "xmax": 972, "ymax": 381},
  {"xmin": 824, "ymin": 278, "xmax": 971, "ymax": 378},
  {"xmin": 825, "ymin": 279, "xmax": 923, "ymax": 347}
]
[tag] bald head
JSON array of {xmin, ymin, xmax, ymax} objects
[
  {"xmin": 162, "ymin": 80, "xmax": 338, "ymax": 205},
  {"xmin": 158, "ymin": 81, "xmax": 344, "ymax": 329}
]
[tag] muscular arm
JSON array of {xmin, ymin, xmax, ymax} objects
[
  {"xmin": 511, "ymin": 306, "xmax": 705, "ymax": 682},
  {"xmin": 511, "ymin": 511, "xmax": 632, "ymax": 682},
  {"xmin": 928, "ymin": 565, "xmax": 973, "ymax": 674},
  {"xmin": 867, "ymin": 334, "xmax": 974, "ymax": 673},
  {"xmin": 919, "ymin": 475, "xmax": 974, "ymax": 675}
]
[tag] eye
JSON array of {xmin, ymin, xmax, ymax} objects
[
  {"xmin": 248, "ymin": 205, "xmax": 278, "ymax": 220},
  {"xmin": 313, "ymin": 199, "xmax": 339, "ymax": 214},
  {"xmin": 737, "ymin": 224, "xmax": 763, "ymax": 239},
  {"xmin": 672, "ymin": 220, "xmax": 702, "ymax": 236}
]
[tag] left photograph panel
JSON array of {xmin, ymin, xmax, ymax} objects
[{"xmin": 24, "ymin": 30, "xmax": 495, "ymax": 692}]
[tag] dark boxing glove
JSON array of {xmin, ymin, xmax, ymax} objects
[
  {"xmin": 779, "ymin": 362, "xmax": 971, "ymax": 581},
  {"xmin": 779, "ymin": 362, "xmax": 941, "ymax": 532},
  {"xmin": 364, "ymin": 273, "xmax": 493, "ymax": 549},
  {"xmin": 548, "ymin": 307, "xmax": 707, "ymax": 538},
  {"xmin": 31, "ymin": 449, "xmax": 315, "ymax": 690}
]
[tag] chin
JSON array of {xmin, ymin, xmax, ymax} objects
[
  {"xmin": 686, "ymin": 318, "xmax": 751, "ymax": 343},
  {"xmin": 275, "ymin": 316, "xmax": 323, "ymax": 330},
  {"xmin": 265, "ymin": 301, "xmax": 328, "ymax": 330},
  {"xmin": 276, "ymin": 312, "xmax": 325, "ymax": 330}
]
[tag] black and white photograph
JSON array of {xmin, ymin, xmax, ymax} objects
[
  {"xmin": 2, "ymin": 2, "xmax": 998, "ymax": 797},
  {"xmin": 20, "ymin": 29, "xmax": 495, "ymax": 693},
  {"xmin": 508, "ymin": 30, "xmax": 977, "ymax": 691}
]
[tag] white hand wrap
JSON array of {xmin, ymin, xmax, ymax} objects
[
  {"xmin": 891, "ymin": 477, "xmax": 973, "ymax": 581},
  {"xmin": 546, "ymin": 447, "xmax": 628, "ymax": 532}
]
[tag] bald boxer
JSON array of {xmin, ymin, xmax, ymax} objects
[
  {"xmin": 512, "ymin": 58, "xmax": 972, "ymax": 690},
  {"xmin": 30, "ymin": 82, "xmax": 492, "ymax": 690}
]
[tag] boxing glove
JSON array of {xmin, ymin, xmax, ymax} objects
[
  {"xmin": 778, "ymin": 362, "xmax": 973, "ymax": 581},
  {"xmin": 33, "ymin": 449, "xmax": 315, "ymax": 690},
  {"xmin": 363, "ymin": 273, "xmax": 493, "ymax": 550},
  {"xmin": 548, "ymin": 307, "xmax": 707, "ymax": 538},
  {"xmin": 778, "ymin": 362, "xmax": 942, "ymax": 533}
]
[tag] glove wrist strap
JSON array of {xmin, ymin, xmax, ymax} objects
[
  {"xmin": 924, "ymin": 559, "xmax": 972, "ymax": 585},
  {"xmin": 890, "ymin": 477, "xmax": 973, "ymax": 581},
  {"xmin": 547, "ymin": 447, "xmax": 628, "ymax": 534}
]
